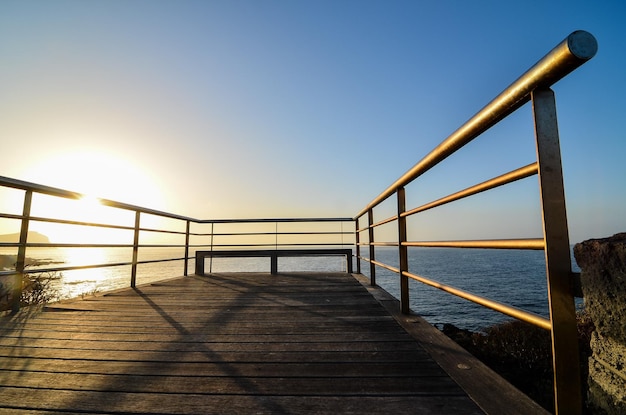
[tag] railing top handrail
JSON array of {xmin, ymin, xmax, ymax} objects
[
  {"xmin": 355, "ymin": 30, "xmax": 597, "ymax": 219},
  {"xmin": 0, "ymin": 175, "xmax": 195, "ymax": 222},
  {"xmin": 197, "ymin": 217, "xmax": 353, "ymax": 224},
  {"xmin": 0, "ymin": 175, "xmax": 352, "ymax": 225}
]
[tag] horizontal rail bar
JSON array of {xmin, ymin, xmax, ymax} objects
[
  {"xmin": 19, "ymin": 215, "xmax": 137, "ymax": 231},
  {"xmin": 210, "ymin": 242, "xmax": 352, "ymax": 248},
  {"xmin": 0, "ymin": 175, "xmax": 195, "ymax": 222},
  {"xmin": 368, "ymin": 242, "xmax": 400, "ymax": 247},
  {"xmin": 0, "ymin": 213, "xmax": 23, "ymax": 221},
  {"xmin": 134, "ymin": 257, "xmax": 188, "ymax": 265},
  {"xmin": 359, "ymin": 256, "xmax": 401, "ymax": 274},
  {"xmin": 0, "ymin": 176, "xmax": 353, "ymax": 226},
  {"xmin": 2, "ymin": 242, "xmax": 354, "ymax": 250},
  {"xmin": 355, "ymin": 242, "xmax": 395, "ymax": 247},
  {"xmin": 129, "ymin": 244, "xmax": 189, "ymax": 248},
  {"xmin": 15, "ymin": 256, "xmax": 190, "ymax": 275},
  {"xmin": 2, "ymin": 243, "xmax": 195, "ymax": 249},
  {"xmin": 359, "ymin": 252, "xmax": 551, "ymax": 329},
  {"xmin": 354, "ymin": 217, "xmax": 398, "ymax": 233},
  {"xmin": 0, "ymin": 242, "xmax": 20, "ymax": 248},
  {"xmin": 402, "ymin": 270, "xmax": 552, "ymax": 330},
  {"xmin": 18, "ymin": 243, "xmax": 135, "ymax": 249},
  {"xmin": 0, "ymin": 176, "xmax": 83, "ymax": 200},
  {"xmin": 199, "ymin": 249, "xmax": 352, "ymax": 256},
  {"xmin": 355, "ymin": 31, "xmax": 597, "ymax": 218},
  {"xmin": 402, "ymin": 239, "xmax": 545, "ymax": 250},
  {"xmin": 211, "ymin": 231, "xmax": 353, "ymax": 236},
  {"xmin": 370, "ymin": 215, "xmax": 398, "ymax": 229},
  {"xmin": 20, "ymin": 261, "xmax": 134, "ymax": 274},
  {"xmin": 11, "ymin": 215, "xmax": 189, "ymax": 236},
  {"xmin": 402, "ymin": 163, "xmax": 538, "ymax": 217},
  {"xmin": 138, "ymin": 228, "xmax": 188, "ymax": 235},
  {"xmin": 198, "ymin": 217, "xmax": 353, "ymax": 224}
]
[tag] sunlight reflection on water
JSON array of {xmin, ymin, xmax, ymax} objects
[{"xmin": 2, "ymin": 246, "xmax": 580, "ymax": 331}]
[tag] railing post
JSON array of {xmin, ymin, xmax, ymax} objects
[
  {"xmin": 367, "ymin": 209, "xmax": 376, "ymax": 286},
  {"xmin": 12, "ymin": 190, "xmax": 32, "ymax": 312},
  {"xmin": 209, "ymin": 222, "xmax": 214, "ymax": 274},
  {"xmin": 397, "ymin": 187, "xmax": 410, "ymax": 314},
  {"xmin": 130, "ymin": 211, "xmax": 140, "ymax": 288},
  {"xmin": 340, "ymin": 221, "xmax": 344, "ymax": 247},
  {"xmin": 355, "ymin": 218, "xmax": 361, "ymax": 274},
  {"xmin": 532, "ymin": 87, "xmax": 582, "ymax": 415},
  {"xmin": 184, "ymin": 220, "xmax": 190, "ymax": 276}
]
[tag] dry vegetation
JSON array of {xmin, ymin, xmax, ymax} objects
[{"xmin": 442, "ymin": 312, "xmax": 595, "ymax": 414}]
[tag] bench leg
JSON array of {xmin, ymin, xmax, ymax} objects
[{"xmin": 196, "ymin": 255, "xmax": 205, "ymax": 276}]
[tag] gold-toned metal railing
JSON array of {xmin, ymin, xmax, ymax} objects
[
  {"xmin": 0, "ymin": 175, "xmax": 353, "ymax": 312},
  {"xmin": 193, "ymin": 217, "xmax": 353, "ymax": 250},
  {"xmin": 0, "ymin": 29, "xmax": 597, "ymax": 415},
  {"xmin": 0, "ymin": 176, "xmax": 194, "ymax": 309},
  {"xmin": 354, "ymin": 30, "xmax": 597, "ymax": 415},
  {"xmin": 190, "ymin": 218, "xmax": 354, "ymax": 274}
]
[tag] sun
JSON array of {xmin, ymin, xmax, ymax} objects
[
  {"xmin": 24, "ymin": 149, "xmax": 164, "ymax": 205},
  {"xmin": 22, "ymin": 150, "xmax": 166, "ymax": 244}
]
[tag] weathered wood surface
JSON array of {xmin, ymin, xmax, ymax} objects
[{"xmin": 0, "ymin": 272, "xmax": 489, "ymax": 414}]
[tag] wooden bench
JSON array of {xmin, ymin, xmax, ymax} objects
[{"xmin": 195, "ymin": 248, "xmax": 353, "ymax": 275}]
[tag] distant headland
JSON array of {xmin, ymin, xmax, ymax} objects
[
  {"xmin": 0, "ymin": 232, "xmax": 53, "ymax": 270},
  {"xmin": 0, "ymin": 231, "xmax": 50, "ymax": 244}
]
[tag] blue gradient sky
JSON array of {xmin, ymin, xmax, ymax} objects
[{"xmin": 1, "ymin": 1, "xmax": 624, "ymax": 243}]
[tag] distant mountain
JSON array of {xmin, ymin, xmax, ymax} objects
[{"xmin": 0, "ymin": 231, "xmax": 51, "ymax": 244}]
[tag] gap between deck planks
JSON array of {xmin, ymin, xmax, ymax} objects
[{"xmin": 0, "ymin": 272, "xmax": 546, "ymax": 414}]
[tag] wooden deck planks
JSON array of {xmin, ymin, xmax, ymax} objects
[{"xmin": 0, "ymin": 272, "xmax": 493, "ymax": 414}]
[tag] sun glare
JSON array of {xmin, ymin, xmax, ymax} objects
[
  {"xmin": 24, "ymin": 149, "xmax": 164, "ymax": 206},
  {"xmin": 20, "ymin": 149, "xmax": 166, "ymax": 245},
  {"xmin": 79, "ymin": 194, "xmax": 102, "ymax": 207},
  {"xmin": 27, "ymin": 193, "xmax": 133, "ymax": 245}
]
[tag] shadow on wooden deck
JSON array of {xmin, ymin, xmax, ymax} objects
[{"xmin": 0, "ymin": 272, "xmax": 547, "ymax": 414}]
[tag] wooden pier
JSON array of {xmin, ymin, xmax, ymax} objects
[{"xmin": 0, "ymin": 272, "xmax": 546, "ymax": 414}]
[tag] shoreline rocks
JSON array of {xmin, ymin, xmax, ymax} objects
[{"xmin": 575, "ymin": 232, "xmax": 626, "ymax": 415}]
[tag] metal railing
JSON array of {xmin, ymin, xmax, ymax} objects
[
  {"xmin": 0, "ymin": 30, "xmax": 597, "ymax": 415},
  {"xmin": 354, "ymin": 30, "xmax": 597, "ymax": 415},
  {"xmin": 0, "ymin": 175, "xmax": 354, "ymax": 312}
]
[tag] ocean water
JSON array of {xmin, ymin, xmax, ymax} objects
[
  {"xmin": 370, "ymin": 247, "xmax": 582, "ymax": 332},
  {"xmin": 2, "ymin": 246, "xmax": 581, "ymax": 332},
  {"xmin": 0, "ymin": 247, "xmax": 190, "ymax": 300}
]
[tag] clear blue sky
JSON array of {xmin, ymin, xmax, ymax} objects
[{"xmin": 1, "ymin": 0, "xmax": 624, "ymax": 243}]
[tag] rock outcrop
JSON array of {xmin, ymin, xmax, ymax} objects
[{"xmin": 575, "ymin": 233, "xmax": 626, "ymax": 415}]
